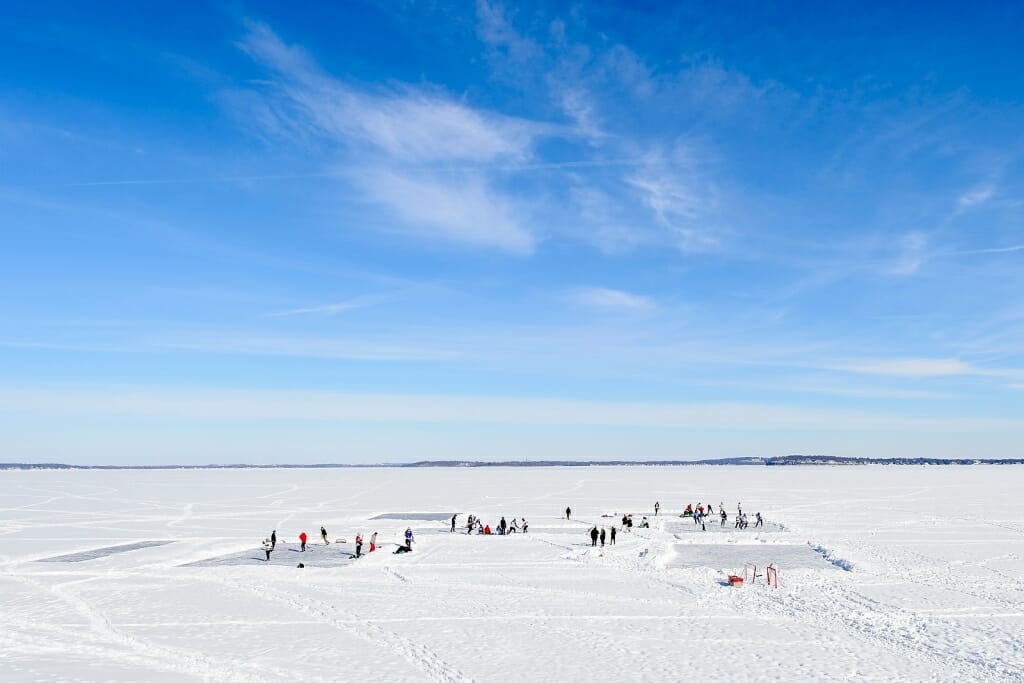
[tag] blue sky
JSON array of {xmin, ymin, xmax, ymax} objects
[{"xmin": 2, "ymin": 1, "xmax": 1023, "ymax": 464}]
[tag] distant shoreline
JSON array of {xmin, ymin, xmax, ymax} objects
[{"xmin": 2, "ymin": 455, "xmax": 1023, "ymax": 470}]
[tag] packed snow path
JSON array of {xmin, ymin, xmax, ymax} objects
[{"xmin": 1, "ymin": 466, "xmax": 1022, "ymax": 682}]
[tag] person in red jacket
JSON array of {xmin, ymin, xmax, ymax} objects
[
  {"xmin": 299, "ymin": 531, "xmax": 307, "ymax": 552},
  {"xmin": 355, "ymin": 533, "xmax": 363, "ymax": 558}
]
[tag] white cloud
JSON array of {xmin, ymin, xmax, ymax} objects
[
  {"xmin": 234, "ymin": 22, "xmax": 545, "ymax": 252},
  {"xmin": 353, "ymin": 169, "xmax": 535, "ymax": 253},
  {"xmin": 829, "ymin": 357, "xmax": 976, "ymax": 378},
  {"xmin": 5, "ymin": 386, "xmax": 1022, "ymax": 433},
  {"xmin": 333, "ymin": 91, "xmax": 542, "ymax": 164},
  {"xmin": 888, "ymin": 231, "xmax": 929, "ymax": 276},
  {"xmin": 158, "ymin": 332, "xmax": 456, "ymax": 362},
  {"xmin": 627, "ymin": 168, "xmax": 719, "ymax": 253},
  {"xmin": 475, "ymin": 0, "xmax": 540, "ymax": 64},
  {"xmin": 240, "ymin": 22, "xmax": 546, "ymax": 165},
  {"xmin": 957, "ymin": 184, "xmax": 995, "ymax": 211},
  {"xmin": 955, "ymin": 244, "xmax": 1024, "ymax": 256},
  {"xmin": 567, "ymin": 286, "xmax": 654, "ymax": 311},
  {"xmin": 266, "ymin": 300, "xmax": 364, "ymax": 317},
  {"xmin": 557, "ymin": 88, "xmax": 605, "ymax": 141},
  {"xmin": 2, "ymin": 385, "xmax": 1015, "ymax": 432}
]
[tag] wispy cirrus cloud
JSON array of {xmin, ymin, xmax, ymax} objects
[
  {"xmin": 474, "ymin": 5, "xmax": 732, "ymax": 256},
  {"xmin": 232, "ymin": 21, "xmax": 546, "ymax": 252},
  {"xmin": 5, "ymin": 385, "xmax": 1021, "ymax": 433},
  {"xmin": 233, "ymin": 12, "xmax": 745, "ymax": 259},
  {"xmin": 352, "ymin": 168, "xmax": 534, "ymax": 253},
  {"xmin": 957, "ymin": 184, "xmax": 996, "ymax": 212},
  {"xmin": 955, "ymin": 244, "xmax": 1024, "ymax": 255},
  {"xmin": 627, "ymin": 147, "xmax": 721, "ymax": 253},
  {"xmin": 888, "ymin": 231, "xmax": 930, "ymax": 276},
  {"xmin": 475, "ymin": 0, "xmax": 541, "ymax": 67},
  {"xmin": 265, "ymin": 300, "xmax": 366, "ymax": 318},
  {"xmin": 566, "ymin": 286, "xmax": 655, "ymax": 312},
  {"xmin": 828, "ymin": 357, "xmax": 977, "ymax": 378},
  {"xmin": 238, "ymin": 20, "xmax": 550, "ymax": 159}
]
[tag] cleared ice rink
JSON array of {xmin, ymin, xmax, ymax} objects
[{"xmin": 1, "ymin": 465, "xmax": 1022, "ymax": 682}]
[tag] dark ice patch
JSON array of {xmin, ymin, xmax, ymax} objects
[
  {"xmin": 182, "ymin": 542, "xmax": 358, "ymax": 567},
  {"xmin": 370, "ymin": 512, "xmax": 456, "ymax": 520},
  {"xmin": 38, "ymin": 541, "xmax": 173, "ymax": 563}
]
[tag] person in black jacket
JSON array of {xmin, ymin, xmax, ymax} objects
[
  {"xmin": 270, "ymin": 530, "xmax": 277, "ymax": 550},
  {"xmin": 590, "ymin": 526, "xmax": 599, "ymax": 547}
]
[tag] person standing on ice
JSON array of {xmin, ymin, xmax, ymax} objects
[
  {"xmin": 590, "ymin": 526, "xmax": 599, "ymax": 546},
  {"xmin": 355, "ymin": 533, "xmax": 363, "ymax": 558},
  {"xmin": 370, "ymin": 531, "xmax": 378, "ymax": 552},
  {"xmin": 720, "ymin": 509, "xmax": 727, "ymax": 527},
  {"xmin": 755, "ymin": 512, "xmax": 763, "ymax": 528},
  {"xmin": 499, "ymin": 517, "xmax": 507, "ymax": 535},
  {"xmin": 404, "ymin": 527, "xmax": 414, "ymax": 549},
  {"xmin": 270, "ymin": 530, "xmax": 277, "ymax": 551},
  {"xmin": 299, "ymin": 531, "xmax": 308, "ymax": 551},
  {"xmin": 599, "ymin": 528, "xmax": 606, "ymax": 547},
  {"xmin": 522, "ymin": 519, "xmax": 529, "ymax": 534},
  {"xmin": 262, "ymin": 538, "xmax": 272, "ymax": 561},
  {"xmin": 610, "ymin": 526, "xmax": 616, "ymax": 545},
  {"xmin": 654, "ymin": 501, "xmax": 660, "ymax": 516},
  {"xmin": 321, "ymin": 526, "xmax": 329, "ymax": 545},
  {"xmin": 566, "ymin": 506, "xmax": 572, "ymax": 520},
  {"xmin": 451, "ymin": 514, "xmax": 457, "ymax": 532}
]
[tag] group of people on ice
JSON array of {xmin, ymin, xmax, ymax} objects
[
  {"xmin": 260, "ymin": 525, "xmax": 390, "ymax": 562},
  {"xmin": 589, "ymin": 512, "xmax": 652, "ymax": 548},
  {"xmin": 458, "ymin": 513, "xmax": 528, "ymax": 535},
  {"xmin": 590, "ymin": 525, "xmax": 616, "ymax": 547},
  {"xmin": 678, "ymin": 502, "xmax": 764, "ymax": 530},
  {"xmin": 734, "ymin": 511, "xmax": 762, "ymax": 529},
  {"xmin": 260, "ymin": 500, "xmax": 766, "ymax": 564}
]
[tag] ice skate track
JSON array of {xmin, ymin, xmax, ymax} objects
[
  {"xmin": 744, "ymin": 578, "xmax": 1018, "ymax": 681},
  {"xmin": 199, "ymin": 573, "xmax": 471, "ymax": 683},
  {"xmin": 8, "ymin": 574, "xmax": 284, "ymax": 682}
]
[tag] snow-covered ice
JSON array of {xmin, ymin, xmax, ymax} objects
[{"xmin": 1, "ymin": 465, "xmax": 1022, "ymax": 682}]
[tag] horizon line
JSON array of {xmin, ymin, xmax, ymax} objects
[{"xmin": 3, "ymin": 455, "xmax": 1023, "ymax": 470}]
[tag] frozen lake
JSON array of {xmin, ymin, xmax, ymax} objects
[{"xmin": 1, "ymin": 465, "xmax": 1022, "ymax": 682}]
